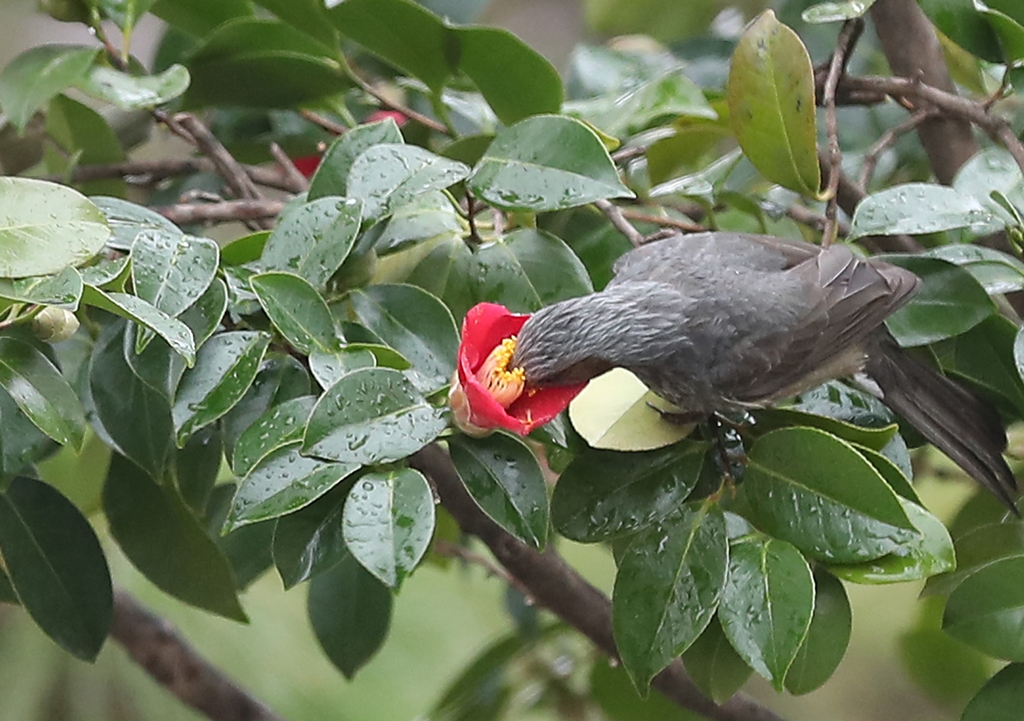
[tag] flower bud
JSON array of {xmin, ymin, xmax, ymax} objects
[{"xmin": 31, "ymin": 307, "xmax": 79, "ymax": 342}]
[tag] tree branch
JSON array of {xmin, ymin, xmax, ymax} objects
[
  {"xmin": 63, "ymin": 158, "xmax": 308, "ymax": 194},
  {"xmin": 110, "ymin": 590, "xmax": 285, "ymax": 721},
  {"xmin": 595, "ymin": 199, "xmax": 645, "ymax": 247},
  {"xmin": 156, "ymin": 199, "xmax": 286, "ymax": 225},
  {"xmin": 410, "ymin": 444, "xmax": 787, "ymax": 721}
]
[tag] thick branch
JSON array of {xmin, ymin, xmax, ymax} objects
[
  {"xmin": 111, "ymin": 591, "xmax": 285, "ymax": 721},
  {"xmin": 869, "ymin": 0, "xmax": 978, "ymax": 184},
  {"xmin": 156, "ymin": 199, "xmax": 286, "ymax": 225},
  {"xmin": 410, "ymin": 444, "xmax": 787, "ymax": 721}
]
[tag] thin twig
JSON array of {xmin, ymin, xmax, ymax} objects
[
  {"xmin": 63, "ymin": 158, "xmax": 308, "ymax": 194},
  {"xmin": 299, "ymin": 109, "xmax": 347, "ymax": 135},
  {"xmin": 786, "ymin": 204, "xmax": 849, "ymax": 236},
  {"xmin": 269, "ymin": 143, "xmax": 310, "ymax": 194},
  {"xmin": 156, "ymin": 199, "xmax": 286, "ymax": 225},
  {"xmin": 857, "ymin": 109, "xmax": 938, "ymax": 190},
  {"xmin": 349, "ymin": 74, "xmax": 448, "ymax": 135},
  {"xmin": 611, "ymin": 145, "xmax": 649, "ymax": 164},
  {"xmin": 433, "ymin": 539, "xmax": 534, "ymax": 599},
  {"xmin": 168, "ymin": 114, "xmax": 262, "ymax": 202},
  {"xmin": 619, "ymin": 208, "xmax": 704, "ymax": 233},
  {"xmin": 111, "ymin": 590, "xmax": 285, "ymax": 721},
  {"xmin": 411, "ymin": 444, "xmax": 788, "ymax": 721},
  {"xmin": 595, "ymin": 199, "xmax": 645, "ymax": 247},
  {"xmin": 820, "ymin": 19, "xmax": 863, "ymax": 247}
]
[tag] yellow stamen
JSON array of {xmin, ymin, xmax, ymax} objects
[{"xmin": 476, "ymin": 336, "xmax": 526, "ymax": 408}]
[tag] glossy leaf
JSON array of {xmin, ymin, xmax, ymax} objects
[
  {"xmin": 953, "ymin": 147, "xmax": 1024, "ymax": 228},
  {"xmin": 785, "ymin": 570, "xmax": 852, "ymax": 695},
  {"xmin": 303, "ymin": 367, "xmax": 446, "ymax": 465},
  {"xmin": 90, "ymin": 323, "xmax": 174, "ymax": 482},
  {"xmin": 272, "ymin": 485, "xmax": 350, "ymax": 589},
  {"xmin": 82, "ymin": 286, "xmax": 196, "ymax": 365},
  {"xmin": 927, "ymin": 244, "xmax": 1024, "ymax": 295},
  {"xmin": 925, "ymin": 521, "xmax": 1024, "ymax": 597},
  {"xmin": 77, "ymin": 64, "xmax": 191, "ymax": 110},
  {"xmin": 944, "ymin": 555, "xmax": 1024, "ymax": 660},
  {"xmin": 0, "ymin": 476, "xmax": 112, "ymax": 660},
  {"xmin": 232, "ymin": 395, "xmax": 317, "ymax": 476},
  {"xmin": 882, "ymin": 256, "xmax": 996, "ymax": 347},
  {"xmin": 184, "ymin": 19, "xmax": 347, "ymax": 109},
  {"xmin": 327, "ymin": 0, "xmax": 453, "ymax": 91},
  {"xmin": 471, "ymin": 228, "xmax": 593, "ymax": 313},
  {"xmin": 850, "ymin": 184, "xmax": 999, "ymax": 238},
  {"xmin": 0, "ymin": 45, "xmax": 98, "ymax": 132},
  {"xmin": 719, "ymin": 536, "xmax": 814, "ymax": 689},
  {"xmin": 308, "ymin": 348, "xmax": 377, "ymax": 390},
  {"xmin": 552, "ymin": 440, "xmax": 706, "ymax": 542},
  {"xmin": 151, "ymin": 0, "xmax": 255, "ymax": 36},
  {"xmin": 591, "ymin": 654, "xmax": 699, "ymax": 721},
  {"xmin": 308, "ymin": 118, "xmax": 404, "ymax": 200},
  {"xmin": 374, "ymin": 191, "xmax": 463, "ymax": 255},
  {"xmin": 205, "ymin": 483, "xmax": 275, "ymax": 590},
  {"xmin": 348, "ymin": 284, "xmax": 459, "ymax": 393},
  {"xmin": 574, "ymin": 72, "xmax": 717, "ymax": 139},
  {"xmin": 612, "ymin": 502, "xmax": 728, "ymax": 691},
  {"xmin": 342, "ymin": 469, "xmax": 435, "ymax": 587},
  {"xmin": 569, "ymin": 368, "xmax": 698, "ymax": 451},
  {"xmin": 91, "ymin": 196, "xmax": 181, "ymax": 251},
  {"xmin": 962, "ymin": 663, "xmax": 1024, "ymax": 721},
  {"xmin": 227, "ymin": 442, "xmax": 358, "ymax": 530},
  {"xmin": 0, "ymin": 337, "xmax": 86, "ymax": 450},
  {"xmin": 250, "ymin": 271, "xmax": 341, "ymax": 355},
  {"xmin": 252, "ymin": 0, "xmax": 337, "ymax": 46},
  {"xmin": 0, "ymin": 385, "xmax": 53, "ymax": 475},
  {"xmin": 742, "ymin": 427, "xmax": 916, "ymax": 564},
  {"xmin": 407, "ymin": 237, "xmax": 477, "ymax": 325},
  {"xmin": 172, "ymin": 331, "xmax": 271, "ymax": 446},
  {"xmin": 454, "ymin": 26, "xmax": 562, "ymax": 125},
  {"xmin": 0, "ymin": 267, "xmax": 82, "ymax": 309},
  {"xmin": 308, "ymin": 552, "xmax": 393, "ymax": 679},
  {"xmin": 0, "ymin": 178, "xmax": 109, "ymax": 278},
  {"xmin": 468, "ymin": 115, "xmax": 633, "ymax": 212},
  {"xmin": 220, "ymin": 231, "xmax": 269, "ymax": 267},
  {"xmin": 175, "ymin": 425, "xmax": 223, "ymax": 515},
  {"xmin": 976, "ymin": 0, "xmax": 1024, "ymax": 65},
  {"xmin": 103, "ymin": 454, "xmax": 246, "ymax": 621},
  {"xmin": 259, "ymin": 196, "xmax": 361, "ymax": 290},
  {"xmin": 347, "ymin": 144, "xmax": 470, "ymax": 222},
  {"xmin": 448, "ymin": 432, "xmax": 549, "ymax": 549},
  {"xmin": 131, "ymin": 231, "xmax": 219, "ymax": 321},
  {"xmin": 681, "ymin": 618, "xmax": 753, "ymax": 704},
  {"xmin": 727, "ymin": 11, "xmax": 820, "ymax": 196}
]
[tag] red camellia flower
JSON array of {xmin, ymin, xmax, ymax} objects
[{"xmin": 450, "ymin": 303, "xmax": 586, "ymax": 436}]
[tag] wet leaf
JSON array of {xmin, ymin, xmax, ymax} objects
[
  {"xmin": 785, "ymin": 570, "xmax": 852, "ymax": 694},
  {"xmin": 259, "ymin": 196, "xmax": 361, "ymax": 290},
  {"xmin": 82, "ymin": 286, "xmax": 196, "ymax": 365},
  {"xmin": 272, "ymin": 484, "xmax": 350, "ymax": 589},
  {"xmin": 0, "ymin": 267, "xmax": 82, "ymax": 309},
  {"xmin": 944, "ymin": 555, "xmax": 1024, "ymax": 660},
  {"xmin": 232, "ymin": 395, "xmax": 317, "ymax": 476},
  {"xmin": 250, "ymin": 271, "xmax": 342, "ymax": 355},
  {"xmin": 77, "ymin": 63, "xmax": 190, "ymax": 110},
  {"xmin": 850, "ymin": 184, "xmax": 999, "ymax": 238},
  {"xmin": 308, "ymin": 118, "xmax": 404, "ymax": 200},
  {"xmin": 347, "ymin": 144, "xmax": 470, "ymax": 222},
  {"xmin": 0, "ymin": 45, "xmax": 99, "ymax": 132}
]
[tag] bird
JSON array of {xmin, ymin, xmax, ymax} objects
[{"xmin": 508, "ymin": 231, "xmax": 1018, "ymax": 511}]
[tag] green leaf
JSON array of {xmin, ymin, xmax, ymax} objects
[
  {"xmin": 407, "ymin": 236, "xmax": 476, "ymax": 324},
  {"xmin": 0, "ymin": 267, "xmax": 83, "ymax": 309},
  {"xmin": 591, "ymin": 654, "xmax": 700, "ymax": 721},
  {"xmin": 454, "ymin": 26, "xmax": 562, "ymax": 125},
  {"xmin": 259, "ymin": 196, "xmax": 361, "ymax": 290},
  {"xmin": 172, "ymin": 331, "xmax": 271, "ymax": 446},
  {"xmin": 308, "ymin": 552, "xmax": 392, "ymax": 679},
  {"xmin": 227, "ymin": 441, "xmax": 358, "ymax": 530},
  {"xmin": 718, "ymin": 535, "xmax": 814, "ymax": 690},
  {"xmin": 976, "ymin": 0, "xmax": 1024, "ymax": 65},
  {"xmin": 681, "ymin": 617, "xmax": 753, "ymax": 704},
  {"xmin": 92, "ymin": 0, "xmax": 156, "ymax": 34},
  {"xmin": 303, "ymin": 367, "xmax": 446, "ymax": 465},
  {"xmin": 205, "ymin": 483, "xmax": 275, "ymax": 590},
  {"xmin": 926, "ymin": 244, "xmax": 1024, "ymax": 294},
  {"xmin": 751, "ymin": 407, "xmax": 897, "ymax": 451},
  {"xmin": 849, "ymin": 184, "xmax": 999, "ymax": 238},
  {"xmin": 962, "ymin": 663, "xmax": 1024, "ymax": 721},
  {"xmin": 0, "ymin": 384, "xmax": 54, "ymax": 475},
  {"xmin": 925, "ymin": 522, "xmax": 1024, "ymax": 597},
  {"xmin": 727, "ymin": 11, "xmax": 820, "ymax": 196},
  {"xmin": 252, "ymin": 0, "xmax": 337, "ymax": 46},
  {"xmin": 347, "ymin": 144, "xmax": 470, "ymax": 222},
  {"xmin": 551, "ymin": 440, "xmax": 706, "ymax": 542},
  {"xmin": 348, "ymin": 284, "xmax": 458, "ymax": 393},
  {"xmin": 184, "ymin": 18, "xmax": 347, "ymax": 109},
  {"xmin": 0, "ymin": 45, "xmax": 99, "ymax": 132},
  {"xmin": 0, "ymin": 338, "xmax": 86, "ymax": 450},
  {"xmin": 612, "ymin": 502, "xmax": 728, "ymax": 692},
  {"xmin": 308, "ymin": 118, "xmax": 404, "ymax": 200},
  {"xmin": 103, "ymin": 454, "xmax": 246, "ymax": 621},
  {"xmin": 0, "ymin": 567, "xmax": 16, "ymax": 605},
  {"xmin": 918, "ymin": 0, "xmax": 1002, "ymax": 62},
  {"xmin": 784, "ymin": 570, "xmax": 852, "ymax": 694},
  {"xmin": 448, "ymin": 433, "xmax": 549, "ymax": 549},
  {"xmin": 0, "ymin": 178, "xmax": 109, "ymax": 278},
  {"xmin": 77, "ymin": 64, "xmax": 191, "ymax": 110},
  {"xmin": 91, "ymin": 196, "xmax": 181, "ymax": 251},
  {"xmin": 802, "ymin": 0, "xmax": 879, "ymax": 23},
  {"xmin": 953, "ymin": 147, "xmax": 1024, "ymax": 228},
  {"xmin": 220, "ymin": 230, "xmax": 269, "ymax": 266},
  {"xmin": 471, "ymin": 228, "xmax": 593, "ymax": 313},
  {"xmin": 151, "ymin": 0, "xmax": 255, "ymax": 37},
  {"xmin": 308, "ymin": 347, "xmax": 377, "ymax": 390},
  {"xmin": 81, "ymin": 286, "xmax": 196, "ymax": 364},
  {"xmin": 89, "ymin": 323, "xmax": 174, "ymax": 482},
  {"xmin": 468, "ymin": 115, "xmax": 634, "ymax": 212},
  {"xmin": 882, "ymin": 256, "xmax": 996, "ymax": 346},
  {"xmin": 250, "ymin": 271, "xmax": 341, "ymax": 355},
  {"xmin": 374, "ymin": 191, "xmax": 463, "ymax": 255},
  {"xmin": 742, "ymin": 427, "xmax": 917, "ymax": 564},
  {"xmin": 174, "ymin": 425, "xmax": 223, "ymax": 515},
  {"xmin": 232, "ymin": 395, "xmax": 317, "ymax": 476},
  {"xmin": 46, "ymin": 94, "xmax": 125, "ymax": 177},
  {"xmin": 569, "ymin": 368, "xmax": 698, "ymax": 451},
  {"xmin": 272, "ymin": 484, "xmax": 350, "ymax": 589},
  {"xmin": 327, "ymin": 0, "xmax": 454, "ymax": 91},
  {"xmin": 342, "ymin": 469, "xmax": 435, "ymax": 587},
  {"xmin": 944, "ymin": 555, "xmax": 1024, "ymax": 660},
  {"xmin": 0, "ymin": 477, "xmax": 111, "ymax": 660}
]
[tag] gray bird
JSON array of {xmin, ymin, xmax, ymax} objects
[{"xmin": 511, "ymin": 231, "xmax": 1018, "ymax": 510}]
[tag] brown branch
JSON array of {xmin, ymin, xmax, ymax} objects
[
  {"xmin": 410, "ymin": 444, "xmax": 788, "ymax": 721},
  {"xmin": 619, "ymin": 208, "xmax": 704, "ymax": 233},
  {"xmin": 110, "ymin": 590, "xmax": 285, "ymax": 721},
  {"xmin": 156, "ymin": 199, "xmax": 286, "ymax": 225},
  {"xmin": 167, "ymin": 114, "xmax": 262, "ymax": 202},
  {"xmin": 350, "ymin": 74, "xmax": 448, "ymax": 135},
  {"xmin": 857, "ymin": 109, "xmax": 938, "ymax": 190},
  {"xmin": 820, "ymin": 19, "xmax": 863, "ymax": 247},
  {"xmin": 299, "ymin": 109, "xmax": 347, "ymax": 136},
  {"xmin": 595, "ymin": 199, "xmax": 645, "ymax": 247},
  {"xmin": 269, "ymin": 143, "xmax": 310, "ymax": 194},
  {"xmin": 63, "ymin": 158, "xmax": 308, "ymax": 194},
  {"xmin": 786, "ymin": 204, "xmax": 849, "ymax": 236}
]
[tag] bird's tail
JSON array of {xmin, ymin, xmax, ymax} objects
[{"xmin": 865, "ymin": 332, "xmax": 1019, "ymax": 512}]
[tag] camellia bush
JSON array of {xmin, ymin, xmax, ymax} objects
[{"xmin": 5, "ymin": 0, "xmax": 1024, "ymax": 719}]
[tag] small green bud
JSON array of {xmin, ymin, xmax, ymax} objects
[{"xmin": 31, "ymin": 307, "xmax": 80, "ymax": 342}]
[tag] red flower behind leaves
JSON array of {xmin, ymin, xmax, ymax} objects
[{"xmin": 450, "ymin": 303, "xmax": 585, "ymax": 436}]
